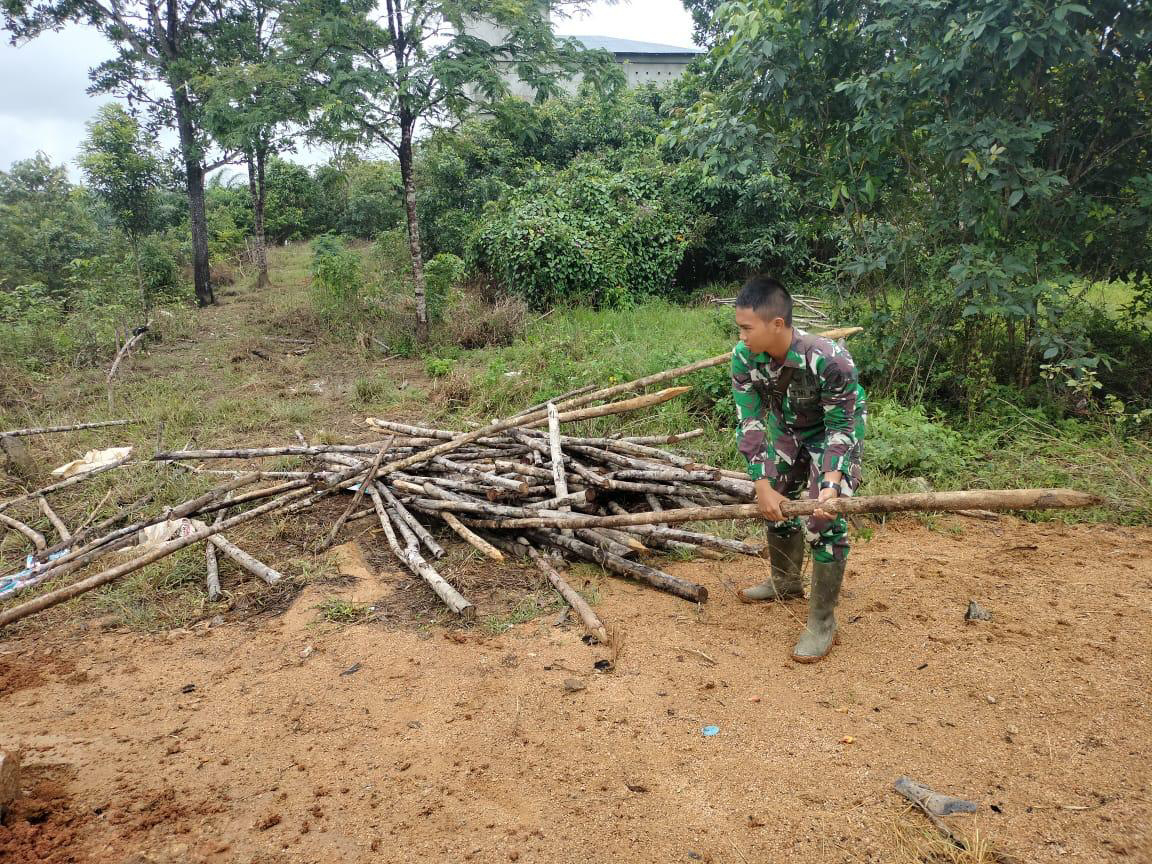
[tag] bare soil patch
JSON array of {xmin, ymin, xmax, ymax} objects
[{"xmin": 2, "ymin": 518, "xmax": 1149, "ymax": 863}]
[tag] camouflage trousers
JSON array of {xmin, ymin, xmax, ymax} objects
[{"xmin": 767, "ymin": 438, "xmax": 863, "ymax": 564}]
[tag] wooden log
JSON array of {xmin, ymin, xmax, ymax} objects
[
  {"xmin": 536, "ymin": 531, "xmax": 708, "ymax": 603},
  {"xmin": 367, "ymin": 487, "xmax": 474, "ymax": 618},
  {"xmin": 617, "ymin": 430, "xmax": 705, "ymax": 445},
  {"xmin": 646, "ymin": 494, "xmax": 667, "ymax": 529},
  {"xmin": 546, "ymin": 403, "xmax": 573, "ymax": 536},
  {"xmin": 0, "ymin": 451, "xmax": 135, "ymax": 513},
  {"xmin": 321, "ymin": 441, "xmax": 392, "ymax": 550},
  {"xmin": 606, "ymin": 504, "xmax": 765, "ymax": 557},
  {"xmin": 613, "ymin": 468, "xmax": 720, "ymax": 483},
  {"xmin": 526, "ymin": 547, "xmax": 609, "ymax": 645},
  {"xmin": 593, "ymin": 526, "xmax": 651, "ymax": 554},
  {"xmin": 523, "ymin": 387, "xmax": 692, "ymax": 429},
  {"xmin": 440, "ymin": 512, "xmax": 504, "ymax": 562},
  {"xmin": 0, "ymin": 474, "xmax": 344, "ymax": 629},
  {"xmin": 376, "ymin": 482, "xmax": 446, "ymax": 559},
  {"xmin": 407, "ymin": 498, "xmax": 574, "ymax": 521},
  {"xmin": 574, "ymin": 529, "xmax": 636, "ymax": 559},
  {"xmin": 444, "ymin": 488, "xmax": 1104, "ymax": 530},
  {"xmin": 208, "ymin": 535, "xmax": 283, "ymax": 584},
  {"xmin": 524, "ymin": 489, "xmax": 597, "ymax": 511},
  {"xmin": 205, "ymin": 542, "xmax": 220, "ymax": 600},
  {"xmin": 153, "ymin": 445, "xmax": 400, "ymax": 461},
  {"xmin": 494, "ymin": 459, "xmax": 555, "ymax": 482},
  {"xmin": 38, "ymin": 493, "xmax": 152, "ymax": 561},
  {"xmin": 0, "ymin": 419, "xmax": 137, "ymax": 438},
  {"xmin": 36, "ymin": 497, "xmax": 70, "ymax": 541},
  {"xmin": 0, "ymin": 514, "xmax": 46, "ymax": 551}
]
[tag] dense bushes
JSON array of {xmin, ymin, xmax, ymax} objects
[{"xmin": 471, "ymin": 156, "xmax": 703, "ymax": 308}]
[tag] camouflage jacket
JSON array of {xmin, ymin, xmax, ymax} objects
[{"xmin": 730, "ymin": 329, "xmax": 867, "ymax": 482}]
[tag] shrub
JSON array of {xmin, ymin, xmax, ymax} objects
[
  {"xmin": 310, "ymin": 234, "xmax": 363, "ymax": 326},
  {"xmin": 864, "ymin": 401, "xmax": 971, "ymax": 482},
  {"xmin": 471, "ymin": 156, "xmax": 700, "ymax": 309},
  {"xmin": 424, "ymin": 252, "xmax": 465, "ymax": 322}
]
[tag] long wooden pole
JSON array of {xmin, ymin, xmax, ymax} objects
[
  {"xmin": 0, "ymin": 419, "xmax": 137, "ymax": 438},
  {"xmin": 0, "ymin": 486, "xmax": 311, "ymax": 629},
  {"xmin": 419, "ymin": 489, "xmax": 1102, "ymax": 530},
  {"xmin": 527, "ymin": 547, "xmax": 608, "ymax": 645}
]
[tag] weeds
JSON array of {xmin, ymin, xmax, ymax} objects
[{"xmin": 316, "ymin": 597, "xmax": 374, "ymax": 624}]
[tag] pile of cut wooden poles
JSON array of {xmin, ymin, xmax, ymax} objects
[{"xmin": 0, "ymin": 331, "xmax": 1103, "ymax": 637}]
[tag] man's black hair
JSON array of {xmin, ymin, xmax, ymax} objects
[{"xmin": 735, "ymin": 275, "xmax": 792, "ymax": 326}]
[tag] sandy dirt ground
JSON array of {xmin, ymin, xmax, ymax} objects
[{"xmin": 1, "ymin": 517, "xmax": 1150, "ymax": 864}]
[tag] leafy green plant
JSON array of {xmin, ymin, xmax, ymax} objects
[
  {"xmin": 424, "ymin": 356, "xmax": 457, "ymax": 378},
  {"xmin": 424, "ymin": 252, "xmax": 465, "ymax": 322},
  {"xmin": 309, "ymin": 234, "xmax": 363, "ymax": 326},
  {"xmin": 317, "ymin": 597, "xmax": 373, "ymax": 624}
]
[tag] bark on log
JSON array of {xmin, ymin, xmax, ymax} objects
[
  {"xmin": 526, "ymin": 547, "xmax": 609, "ymax": 645},
  {"xmin": 0, "ymin": 480, "xmax": 333, "ymax": 629},
  {"xmin": 376, "ymin": 483, "xmax": 445, "ymax": 559},
  {"xmin": 573, "ymin": 529, "xmax": 636, "ymax": 559},
  {"xmin": 0, "ymin": 515, "xmax": 46, "ymax": 551},
  {"xmin": 36, "ymin": 497, "xmax": 70, "ymax": 541},
  {"xmin": 0, "ymin": 419, "xmax": 137, "ymax": 438},
  {"xmin": 437, "ymin": 489, "xmax": 1103, "ymax": 530},
  {"xmin": 208, "ymin": 535, "xmax": 283, "ymax": 584},
  {"xmin": 205, "ymin": 543, "xmax": 220, "ymax": 600},
  {"xmin": 536, "ymin": 531, "xmax": 708, "ymax": 603},
  {"xmin": 0, "ymin": 452, "xmax": 135, "ymax": 513},
  {"xmin": 440, "ymin": 512, "xmax": 504, "ymax": 561},
  {"xmin": 368, "ymin": 487, "xmax": 474, "ymax": 618},
  {"xmin": 524, "ymin": 489, "xmax": 597, "ymax": 511}
]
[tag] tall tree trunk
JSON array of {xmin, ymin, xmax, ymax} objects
[
  {"xmin": 398, "ymin": 123, "xmax": 428, "ymax": 342},
  {"xmin": 247, "ymin": 146, "xmax": 270, "ymax": 291},
  {"xmin": 172, "ymin": 87, "xmax": 214, "ymax": 307}
]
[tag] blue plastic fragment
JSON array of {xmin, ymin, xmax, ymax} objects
[{"xmin": 701, "ymin": 725, "xmax": 720, "ymax": 737}]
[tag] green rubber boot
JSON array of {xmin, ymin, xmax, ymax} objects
[
  {"xmin": 739, "ymin": 530, "xmax": 805, "ymax": 603},
  {"xmin": 791, "ymin": 558, "xmax": 846, "ymax": 663}
]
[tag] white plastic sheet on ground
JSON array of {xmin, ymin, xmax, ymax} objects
[
  {"xmin": 51, "ymin": 446, "xmax": 134, "ymax": 478},
  {"xmin": 136, "ymin": 517, "xmax": 207, "ymax": 552}
]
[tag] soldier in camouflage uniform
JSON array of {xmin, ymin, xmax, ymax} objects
[{"xmin": 730, "ymin": 275, "xmax": 867, "ymax": 663}]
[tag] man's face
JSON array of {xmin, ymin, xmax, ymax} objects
[{"xmin": 735, "ymin": 306, "xmax": 787, "ymax": 355}]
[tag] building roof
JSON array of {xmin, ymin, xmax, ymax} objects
[{"xmin": 569, "ymin": 35, "xmax": 703, "ymax": 55}]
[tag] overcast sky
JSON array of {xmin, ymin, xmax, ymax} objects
[{"xmin": 0, "ymin": 0, "xmax": 697, "ymax": 175}]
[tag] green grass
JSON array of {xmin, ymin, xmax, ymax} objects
[
  {"xmin": 316, "ymin": 597, "xmax": 374, "ymax": 624},
  {"xmin": 2, "ymin": 243, "xmax": 1146, "ymax": 635},
  {"xmin": 481, "ymin": 590, "xmax": 568, "ymax": 635}
]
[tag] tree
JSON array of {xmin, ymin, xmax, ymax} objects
[
  {"xmin": 78, "ymin": 103, "xmax": 162, "ymax": 314},
  {"xmin": 3, "ymin": 0, "xmax": 229, "ymax": 306},
  {"xmin": 668, "ymin": 0, "xmax": 1152, "ymax": 398},
  {"xmin": 200, "ymin": 0, "xmax": 305, "ymax": 289},
  {"xmin": 282, "ymin": 0, "xmax": 608, "ymax": 340},
  {"xmin": 0, "ymin": 153, "xmax": 100, "ymax": 300}
]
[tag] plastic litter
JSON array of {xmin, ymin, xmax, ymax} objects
[
  {"xmin": 51, "ymin": 446, "xmax": 133, "ymax": 478},
  {"xmin": 701, "ymin": 725, "xmax": 720, "ymax": 737}
]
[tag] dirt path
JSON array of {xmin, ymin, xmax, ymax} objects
[{"xmin": 2, "ymin": 518, "xmax": 1149, "ymax": 864}]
